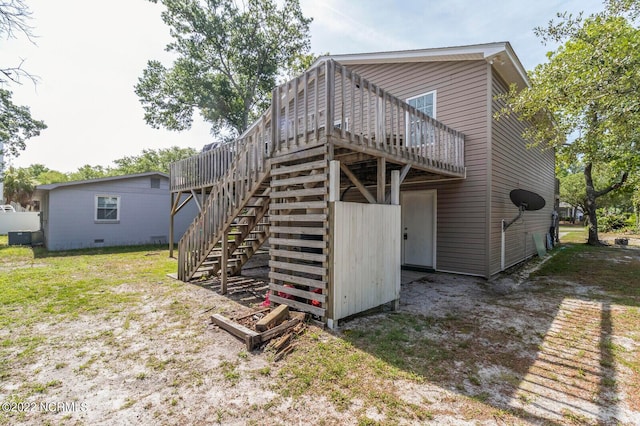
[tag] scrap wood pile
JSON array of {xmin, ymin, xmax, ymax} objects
[{"xmin": 211, "ymin": 304, "xmax": 306, "ymax": 359}]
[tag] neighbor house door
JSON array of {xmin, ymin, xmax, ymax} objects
[{"xmin": 401, "ymin": 190, "xmax": 436, "ymax": 268}]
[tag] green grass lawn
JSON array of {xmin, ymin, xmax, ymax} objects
[
  {"xmin": 0, "ymin": 236, "xmax": 178, "ymax": 328},
  {"xmin": 559, "ymin": 224, "xmax": 587, "ymax": 243}
]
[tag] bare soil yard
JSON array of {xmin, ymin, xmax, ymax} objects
[{"xmin": 0, "ymin": 236, "xmax": 638, "ymax": 425}]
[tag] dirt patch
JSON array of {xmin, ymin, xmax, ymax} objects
[{"xmin": 338, "ymin": 247, "xmax": 640, "ymax": 425}]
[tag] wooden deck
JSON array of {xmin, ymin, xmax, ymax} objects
[{"xmin": 170, "ymin": 59, "xmax": 464, "ymax": 195}]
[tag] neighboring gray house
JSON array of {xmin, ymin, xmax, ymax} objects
[{"xmin": 33, "ymin": 172, "xmax": 197, "ymax": 251}]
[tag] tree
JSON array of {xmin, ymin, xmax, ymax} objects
[
  {"xmin": 499, "ymin": 0, "xmax": 640, "ymax": 245},
  {"xmin": 0, "ymin": 0, "xmax": 46, "ymax": 165},
  {"xmin": 113, "ymin": 146, "xmax": 197, "ymax": 174},
  {"xmin": 135, "ymin": 0, "xmax": 312, "ymax": 138},
  {"xmin": 67, "ymin": 165, "xmax": 113, "ymax": 182},
  {"xmin": 22, "ymin": 164, "xmax": 70, "ymax": 185},
  {"xmin": 2, "ymin": 165, "xmax": 35, "ymax": 207},
  {"xmin": 36, "ymin": 170, "xmax": 68, "ymax": 185},
  {"xmin": 632, "ymin": 174, "xmax": 640, "ymax": 230}
]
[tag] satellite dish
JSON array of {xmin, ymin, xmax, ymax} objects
[
  {"xmin": 509, "ymin": 189, "xmax": 546, "ymax": 211},
  {"xmin": 503, "ymin": 189, "xmax": 546, "ymax": 231}
]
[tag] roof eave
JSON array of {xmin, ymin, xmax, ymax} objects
[
  {"xmin": 34, "ymin": 171, "xmax": 169, "ymax": 191},
  {"xmin": 311, "ymin": 41, "xmax": 530, "ymax": 90}
]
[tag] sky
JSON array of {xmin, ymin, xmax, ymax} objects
[{"xmin": 1, "ymin": 0, "xmax": 606, "ymax": 173}]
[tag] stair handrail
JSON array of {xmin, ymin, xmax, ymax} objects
[{"xmin": 178, "ymin": 109, "xmax": 272, "ymax": 280}]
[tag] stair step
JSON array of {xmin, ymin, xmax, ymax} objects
[
  {"xmin": 226, "ymin": 229, "xmax": 265, "ymax": 238},
  {"xmin": 202, "ymin": 257, "xmax": 242, "ymax": 265},
  {"xmin": 234, "ymin": 221, "xmax": 269, "ymax": 226},
  {"xmin": 238, "ymin": 244, "xmax": 257, "ymax": 249}
]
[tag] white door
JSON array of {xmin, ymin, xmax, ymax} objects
[{"xmin": 401, "ymin": 190, "xmax": 436, "ymax": 268}]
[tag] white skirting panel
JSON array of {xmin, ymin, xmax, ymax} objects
[{"xmin": 330, "ymin": 201, "xmax": 401, "ymax": 324}]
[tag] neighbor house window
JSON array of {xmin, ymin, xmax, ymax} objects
[
  {"xmin": 406, "ymin": 90, "xmax": 436, "ymax": 146},
  {"xmin": 95, "ymin": 195, "xmax": 120, "ymax": 222}
]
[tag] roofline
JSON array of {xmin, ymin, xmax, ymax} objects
[
  {"xmin": 35, "ymin": 171, "xmax": 169, "ymax": 191},
  {"xmin": 311, "ymin": 42, "xmax": 530, "ymax": 89}
]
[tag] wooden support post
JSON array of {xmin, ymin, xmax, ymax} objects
[
  {"xmin": 385, "ymin": 164, "xmax": 411, "ymax": 204},
  {"xmin": 325, "ymin": 61, "xmax": 333, "ymax": 137},
  {"xmin": 271, "ymin": 86, "xmax": 279, "ymax": 154},
  {"xmin": 377, "ymin": 157, "xmax": 386, "ymax": 203},
  {"xmin": 391, "ymin": 170, "xmax": 400, "ymax": 205},
  {"xmin": 221, "ymin": 228, "xmax": 228, "ymax": 295},
  {"xmin": 169, "ymin": 192, "xmax": 175, "ymax": 258},
  {"xmin": 329, "ymin": 160, "xmax": 340, "ymax": 202}
]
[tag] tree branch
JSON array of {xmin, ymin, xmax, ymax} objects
[
  {"xmin": 594, "ymin": 169, "xmax": 629, "ymax": 198},
  {"xmin": 0, "ymin": 58, "xmax": 39, "ymax": 85},
  {"xmin": 0, "ymin": 0, "xmax": 36, "ymax": 42}
]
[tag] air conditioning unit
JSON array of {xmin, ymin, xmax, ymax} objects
[{"xmin": 8, "ymin": 231, "xmax": 32, "ymax": 246}]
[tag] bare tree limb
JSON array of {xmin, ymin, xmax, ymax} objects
[{"xmin": 0, "ymin": 0, "xmax": 36, "ymax": 42}]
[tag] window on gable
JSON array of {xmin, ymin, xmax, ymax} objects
[
  {"xmin": 96, "ymin": 195, "xmax": 120, "ymax": 222},
  {"xmin": 406, "ymin": 90, "xmax": 437, "ymax": 146},
  {"xmin": 150, "ymin": 177, "xmax": 161, "ymax": 189}
]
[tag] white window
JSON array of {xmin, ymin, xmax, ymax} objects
[
  {"xmin": 95, "ymin": 195, "xmax": 120, "ymax": 222},
  {"xmin": 406, "ymin": 90, "xmax": 436, "ymax": 146},
  {"xmin": 407, "ymin": 91, "xmax": 436, "ymax": 118}
]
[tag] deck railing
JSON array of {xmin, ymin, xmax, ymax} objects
[
  {"xmin": 270, "ymin": 59, "xmax": 465, "ymax": 174},
  {"xmin": 170, "ymin": 60, "xmax": 465, "ymax": 193}
]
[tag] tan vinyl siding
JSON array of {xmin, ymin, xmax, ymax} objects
[
  {"xmin": 490, "ymin": 72, "xmax": 556, "ymax": 275},
  {"xmin": 347, "ymin": 61, "xmax": 490, "ymax": 276}
]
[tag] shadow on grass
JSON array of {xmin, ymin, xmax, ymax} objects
[{"xmin": 332, "ymin": 243, "xmax": 639, "ymax": 424}]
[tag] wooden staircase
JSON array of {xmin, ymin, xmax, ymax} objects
[{"xmin": 194, "ymin": 188, "xmax": 271, "ymax": 279}]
